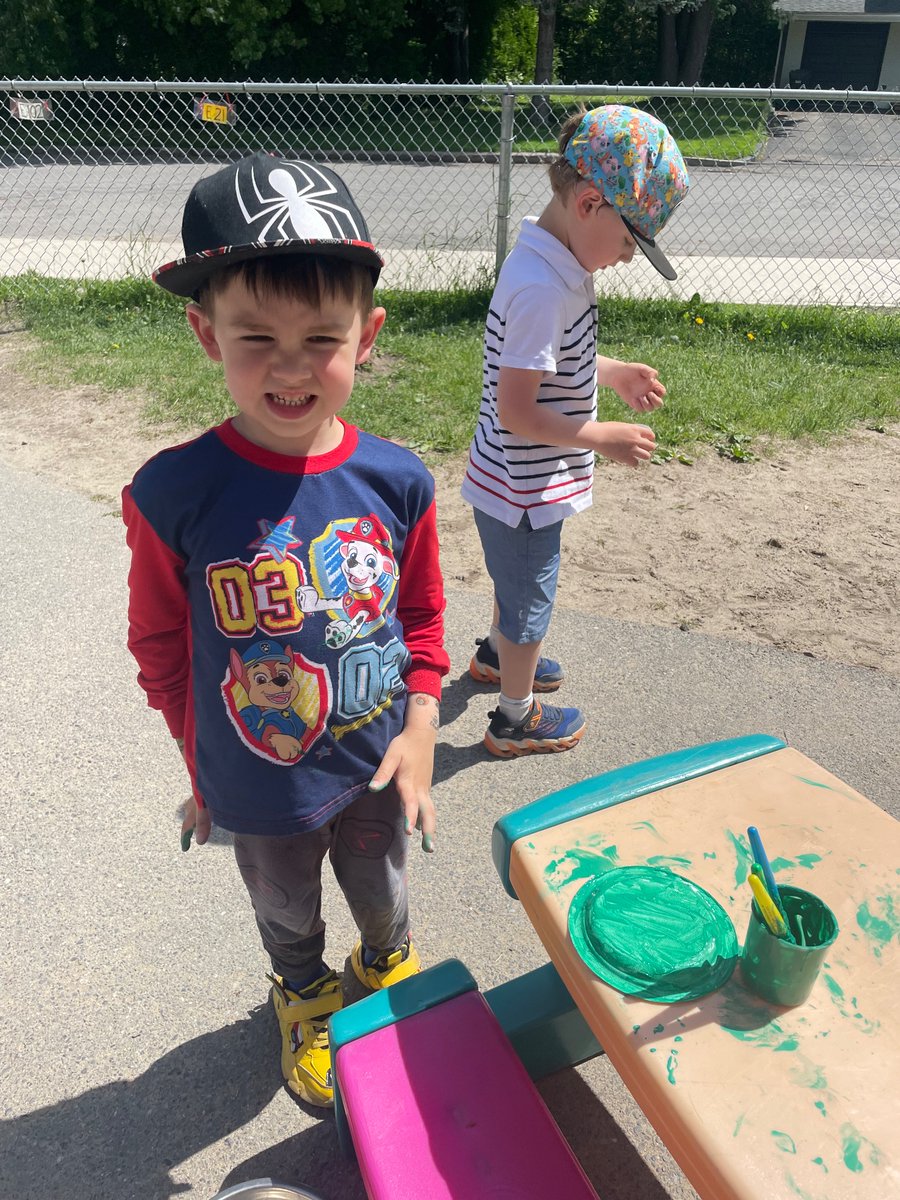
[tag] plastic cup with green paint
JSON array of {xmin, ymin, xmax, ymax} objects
[{"xmin": 740, "ymin": 884, "xmax": 839, "ymax": 1006}]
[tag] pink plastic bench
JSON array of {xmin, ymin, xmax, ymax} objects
[{"xmin": 335, "ymin": 988, "xmax": 601, "ymax": 1199}]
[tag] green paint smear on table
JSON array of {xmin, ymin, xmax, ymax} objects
[
  {"xmin": 733, "ymin": 1114, "xmax": 745, "ymax": 1138},
  {"xmin": 812, "ymin": 1157, "xmax": 828, "ymax": 1173},
  {"xmin": 856, "ymin": 895, "xmax": 898, "ymax": 948},
  {"xmin": 725, "ymin": 829, "xmax": 753, "ymax": 888},
  {"xmin": 646, "ymin": 854, "xmax": 692, "ymax": 869},
  {"xmin": 769, "ymin": 854, "xmax": 824, "ymax": 872},
  {"xmin": 793, "ymin": 776, "xmax": 856, "ymax": 802},
  {"xmin": 772, "ymin": 1130, "xmax": 797, "ymax": 1154},
  {"xmin": 653, "ymin": 1024, "xmax": 664, "ymax": 1033},
  {"xmin": 814, "ymin": 1100, "xmax": 827, "ymax": 1117},
  {"xmin": 719, "ymin": 985, "xmax": 799, "ymax": 1051},
  {"xmin": 666, "ymin": 1050, "xmax": 678, "ymax": 1085},
  {"xmin": 785, "ymin": 1173, "xmax": 816, "ymax": 1200},
  {"xmin": 823, "ymin": 974, "xmax": 880, "ymax": 1034},
  {"xmin": 789, "ymin": 1059, "xmax": 827, "ymax": 1090},
  {"xmin": 630, "ymin": 820, "xmax": 664, "ymax": 841},
  {"xmin": 544, "ymin": 845, "xmax": 619, "ymax": 893},
  {"xmin": 841, "ymin": 1124, "xmax": 881, "ymax": 1173}
]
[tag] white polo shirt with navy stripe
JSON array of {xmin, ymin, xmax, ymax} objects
[{"xmin": 461, "ymin": 217, "xmax": 597, "ymax": 529}]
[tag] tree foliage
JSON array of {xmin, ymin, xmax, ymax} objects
[{"xmin": 0, "ymin": 0, "xmax": 778, "ymax": 83}]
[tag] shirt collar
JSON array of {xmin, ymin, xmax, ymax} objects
[{"xmin": 515, "ymin": 217, "xmax": 592, "ymax": 290}]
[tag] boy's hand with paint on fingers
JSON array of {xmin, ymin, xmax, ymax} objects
[
  {"xmin": 181, "ymin": 794, "xmax": 212, "ymax": 851},
  {"xmin": 369, "ymin": 692, "xmax": 439, "ymax": 853},
  {"xmin": 174, "ymin": 739, "xmax": 211, "ymax": 851}
]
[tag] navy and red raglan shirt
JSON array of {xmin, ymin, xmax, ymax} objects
[{"xmin": 122, "ymin": 418, "xmax": 449, "ymax": 836}]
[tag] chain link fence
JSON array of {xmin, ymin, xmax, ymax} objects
[{"xmin": 1, "ymin": 80, "xmax": 899, "ymax": 307}]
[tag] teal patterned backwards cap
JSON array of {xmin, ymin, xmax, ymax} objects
[{"xmin": 563, "ymin": 105, "xmax": 690, "ymax": 279}]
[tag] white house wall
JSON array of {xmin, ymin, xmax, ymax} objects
[{"xmin": 883, "ymin": 23, "xmax": 900, "ymax": 89}]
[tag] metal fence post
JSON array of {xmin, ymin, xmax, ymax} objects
[{"xmin": 495, "ymin": 90, "xmax": 516, "ymax": 279}]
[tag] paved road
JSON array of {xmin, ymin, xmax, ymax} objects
[
  {"xmin": 2, "ymin": 154, "xmax": 898, "ymax": 259},
  {"xmin": 2, "ymin": 456, "xmax": 899, "ymax": 1200}
]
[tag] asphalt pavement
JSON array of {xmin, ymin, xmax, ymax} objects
[{"xmin": 1, "ymin": 457, "xmax": 898, "ymax": 1200}]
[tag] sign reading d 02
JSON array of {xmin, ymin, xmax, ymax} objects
[{"xmin": 10, "ymin": 97, "xmax": 52, "ymax": 121}]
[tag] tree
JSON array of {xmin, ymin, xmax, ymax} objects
[{"xmin": 628, "ymin": 0, "xmax": 735, "ymax": 85}]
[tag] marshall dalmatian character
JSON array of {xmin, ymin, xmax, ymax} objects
[{"xmin": 296, "ymin": 514, "xmax": 399, "ymax": 649}]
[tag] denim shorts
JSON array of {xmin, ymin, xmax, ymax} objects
[{"xmin": 473, "ymin": 507, "xmax": 562, "ymax": 644}]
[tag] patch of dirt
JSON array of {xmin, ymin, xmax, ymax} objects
[{"xmin": 2, "ymin": 330, "xmax": 898, "ymax": 676}]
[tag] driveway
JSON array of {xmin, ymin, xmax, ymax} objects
[{"xmin": 2, "ymin": 457, "xmax": 899, "ymax": 1200}]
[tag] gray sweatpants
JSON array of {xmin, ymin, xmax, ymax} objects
[{"xmin": 232, "ymin": 782, "xmax": 409, "ymax": 985}]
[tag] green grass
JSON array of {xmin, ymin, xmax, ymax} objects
[
  {"xmin": 0, "ymin": 92, "xmax": 768, "ymax": 161},
  {"xmin": 2, "ymin": 276, "xmax": 897, "ymax": 464}
]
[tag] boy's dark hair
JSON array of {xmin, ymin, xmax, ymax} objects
[
  {"xmin": 195, "ymin": 253, "xmax": 375, "ymax": 315},
  {"xmin": 548, "ymin": 107, "xmax": 588, "ymax": 199}
]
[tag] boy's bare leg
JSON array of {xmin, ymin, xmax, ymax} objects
[{"xmin": 496, "ymin": 632, "xmax": 543, "ymax": 703}]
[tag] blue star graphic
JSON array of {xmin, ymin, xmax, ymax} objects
[{"xmin": 250, "ymin": 516, "xmax": 303, "ymax": 564}]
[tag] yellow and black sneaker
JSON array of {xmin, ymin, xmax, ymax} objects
[
  {"xmin": 350, "ymin": 936, "xmax": 421, "ymax": 991},
  {"xmin": 268, "ymin": 969, "xmax": 343, "ymax": 1106}
]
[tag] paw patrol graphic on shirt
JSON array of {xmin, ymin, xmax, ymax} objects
[
  {"xmin": 222, "ymin": 639, "xmax": 330, "ymax": 764},
  {"xmin": 296, "ymin": 514, "xmax": 399, "ymax": 649}
]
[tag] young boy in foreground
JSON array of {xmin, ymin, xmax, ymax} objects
[
  {"xmin": 462, "ymin": 105, "xmax": 690, "ymax": 756},
  {"xmin": 123, "ymin": 153, "xmax": 448, "ymax": 1106}
]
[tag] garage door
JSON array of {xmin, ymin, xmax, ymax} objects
[{"xmin": 800, "ymin": 21, "xmax": 889, "ymax": 89}]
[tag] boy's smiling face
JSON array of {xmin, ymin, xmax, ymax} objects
[{"xmin": 187, "ymin": 274, "xmax": 385, "ymax": 457}]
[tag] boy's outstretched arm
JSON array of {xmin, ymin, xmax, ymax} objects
[
  {"xmin": 369, "ymin": 693, "xmax": 440, "ymax": 853},
  {"xmin": 597, "ymin": 355, "xmax": 666, "ymax": 413},
  {"xmin": 497, "ymin": 366, "xmax": 656, "ymax": 467},
  {"xmin": 368, "ymin": 490, "xmax": 448, "ymax": 852}
]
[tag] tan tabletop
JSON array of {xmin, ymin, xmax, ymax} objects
[{"xmin": 506, "ymin": 746, "xmax": 899, "ymax": 1200}]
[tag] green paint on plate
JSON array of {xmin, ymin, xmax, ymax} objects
[
  {"xmin": 568, "ymin": 866, "xmax": 737, "ymax": 1003},
  {"xmin": 772, "ymin": 1130, "xmax": 797, "ymax": 1154}
]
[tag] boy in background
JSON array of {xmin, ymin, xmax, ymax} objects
[
  {"xmin": 123, "ymin": 153, "xmax": 448, "ymax": 1106},
  {"xmin": 462, "ymin": 105, "xmax": 689, "ymax": 756}
]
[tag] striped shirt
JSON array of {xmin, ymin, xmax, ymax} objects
[{"xmin": 461, "ymin": 218, "xmax": 598, "ymax": 529}]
